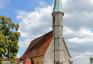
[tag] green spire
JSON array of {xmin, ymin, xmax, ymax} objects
[{"xmin": 52, "ymin": 0, "xmax": 63, "ymax": 13}]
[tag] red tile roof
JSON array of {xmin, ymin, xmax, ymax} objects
[
  {"xmin": 20, "ymin": 31, "xmax": 71, "ymax": 61},
  {"xmin": 20, "ymin": 31, "xmax": 54, "ymax": 60}
]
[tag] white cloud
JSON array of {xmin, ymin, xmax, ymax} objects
[
  {"xmin": 39, "ymin": 1, "xmax": 48, "ymax": 7},
  {"xmin": 17, "ymin": 6, "xmax": 52, "ymax": 37},
  {"xmin": 18, "ymin": 29, "xmax": 29, "ymax": 38},
  {"xmin": 16, "ymin": 10, "xmax": 28, "ymax": 19},
  {"xmin": 63, "ymin": 26, "xmax": 74, "ymax": 36},
  {"xmin": 63, "ymin": 11, "xmax": 93, "ymax": 30},
  {"xmin": 67, "ymin": 37, "xmax": 93, "ymax": 44},
  {"xmin": 71, "ymin": 51, "xmax": 93, "ymax": 64},
  {"xmin": 18, "ymin": 38, "xmax": 31, "ymax": 48},
  {"xmin": 0, "ymin": 0, "xmax": 10, "ymax": 9},
  {"xmin": 64, "ymin": 27, "xmax": 93, "ymax": 44},
  {"xmin": 90, "ymin": 0, "xmax": 93, "ymax": 4},
  {"xmin": 63, "ymin": 27, "xmax": 93, "ymax": 64},
  {"xmin": 62, "ymin": 0, "xmax": 68, "ymax": 5}
]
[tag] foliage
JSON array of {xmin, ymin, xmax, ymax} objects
[
  {"xmin": 0, "ymin": 16, "xmax": 20, "ymax": 64},
  {"xmin": 90, "ymin": 57, "xmax": 93, "ymax": 63}
]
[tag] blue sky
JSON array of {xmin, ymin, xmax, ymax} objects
[
  {"xmin": 0, "ymin": 0, "xmax": 53, "ymax": 23},
  {"xmin": 1, "ymin": 0, "xmax": 93, "ymax": 64}
]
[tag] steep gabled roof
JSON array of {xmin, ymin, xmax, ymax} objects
[
  {"xmin": 20, "ymin": 31, "xmax": 71, "ymax": 61},
  {"xmin": 20, "ymin": 31, "xmax": 54, "ymax": 60}
]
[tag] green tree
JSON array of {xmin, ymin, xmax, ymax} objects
[
  {"xmin": 0, "ymin": 16, "xmax": 20, "ymax": 64},
  {"xmin": 90, "ymin": 57, "xmax": 93, "ymax": 64}
]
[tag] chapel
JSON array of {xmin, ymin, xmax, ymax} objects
[{"xmin": 18, "ymin": 0, "xmax": 72, "ymax": 64}]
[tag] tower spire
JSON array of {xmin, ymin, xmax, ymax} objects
[
  {"xmin": 52, "ymin": 0, "xmax": 64, "ymax": 64},
  {"xmin": 52, "ymin": 0, "xmax": 63, "ymax": 13}
]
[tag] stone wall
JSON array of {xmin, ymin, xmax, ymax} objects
[
  {"xmin": 43, "ymin": 38, "xmax": 71, "ymax": 64},
  {"xmin": 43, "ymin": 39, "xmax": 54, "ymax": 64},
  {"xmin": 62, "ymin": 40, "xmax": 71, "ymax": 64}
]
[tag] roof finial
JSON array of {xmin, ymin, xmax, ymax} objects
[{"xmin": 52, "ymin": 0, "xmax": 63, "ymax": 13}]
